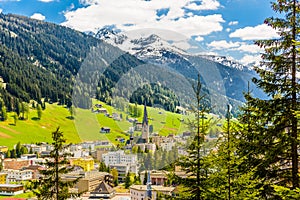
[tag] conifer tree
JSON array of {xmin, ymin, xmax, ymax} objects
[
  {"xmin": 1, "ymin": 105, "xmax": 7, "ymax": 121},
  {"xmin": 111, "ymin": 168, "xmax": 119, "ymax": 186},
  {"xmin": 176, "ymin": 74, "xmax": 211, "ymax": 200},
  {"xmin": 6, "ymin": 150, "xmax": 10, "ymax": 158},
  {"xmin": 31, "ymin": 127, "xmax": 80, "ymax": 199},
  {"xmin": 238, "ymin": 0, "xmax": 300, "ymax": 195},
  {"xmin": 124, "ymin": 172, "xmax": 132, "ymax": 189},
  {"xmin": 13, "ymin": 112, "xmax": 18, "ymax": 126},
  {"xmin": 68, "ymin": 105, "xmax": 75, "ymax": 119},
  {"xmin": 15, "ymin": 141, "xmax": 21, "ymax": 158},
  {"xmin": 204, "ymin": 105, "xmax": 262, "ymax": 199},
  {"xmin": 37, "ymin": 104, "xmax": 42, "ymax": 119}
]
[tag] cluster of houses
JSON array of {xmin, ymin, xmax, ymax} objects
[
  {"xmin": 0, "ymin": 134, "xmax": 212, "ymax": 199},
  {"xmin": 0, "ymin": 141, "xmax": 113, "ymax": 197},
  {"xmin": 0, "ymin": 104, "xmax": 218, "ymax": 199},
  {"xmin": 0, "ymin": 140, "xmax": 181, "ymax": 199}
]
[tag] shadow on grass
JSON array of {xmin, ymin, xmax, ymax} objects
[
  {"xmin": 66, "ymin": 116, "xmax": 75, "ymax": 120},
  {"xmin": 9, "ymin": 123, "xmax": 16, "ymax": 126}
]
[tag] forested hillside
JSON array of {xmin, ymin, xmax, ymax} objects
[
  {"xmin": 0, "ymin": 13, "xmax": 101, "ymax": 109},
  {"xmin": 0, "ymin": 13, "xmax": 183, "ymax": 113}
]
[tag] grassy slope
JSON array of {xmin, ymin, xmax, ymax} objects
[
  {"xmin": 0, "ymin": 191, "xmax": 34, "ymax": 199},
  {"xmin": 0, "ymin": 103, "xmax": 81, "ymax": 148},
  {"xmin": 0, "ymin": 100, "xmax": 193, "ymax": 148}
]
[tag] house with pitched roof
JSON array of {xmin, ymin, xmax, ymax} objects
[{"xmin": 89, "ymin": 181, "xmax": 116, "ymax": 199}]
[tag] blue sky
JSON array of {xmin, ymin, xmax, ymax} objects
[{"xmin": 0, "ymin": 0, "xmax": 280, "ymax": 65}]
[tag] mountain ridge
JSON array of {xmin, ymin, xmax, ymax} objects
[
  {"xmin": 92, "ymin": 28, "xmax": 249, "ymax": 71},
  {"xmin": 92, "ymin": 28, "xmax": 267, "ymax": 115}
]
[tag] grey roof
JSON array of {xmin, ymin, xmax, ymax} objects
[{"xmin": 91, "ymin": 181, "xmax": 115, "ymax": 194}]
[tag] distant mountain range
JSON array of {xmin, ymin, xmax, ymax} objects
[
  {"xmin": 90, "ymin": 28, "xmax": 266, "ymax": 115},
  {"xmin": 93, "ymin": 28, "xmax": 249, "ymax": 71}
]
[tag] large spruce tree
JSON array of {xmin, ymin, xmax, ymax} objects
[
  {"xmin": 31, "ymin": 127, "xmax": 80, "ymax": 200},
  {"xmin": 176, "ymin": 75, "xmax": 211, "ymax": 200},
  {"xmin": 204, "ymin": 105, "xmax": 262, "ymax": 199},
  {"xmin": 238, "ymin": 0, "xmax": 300, "ymax": 196}
]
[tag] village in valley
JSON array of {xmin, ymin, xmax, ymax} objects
[
  {"xmin": 0, "ymin": 0, "xmax": 298, "ymax": 199},
  {"xmin": 0, "ymin": 102, "xmax": 217, "ymax": 199}
]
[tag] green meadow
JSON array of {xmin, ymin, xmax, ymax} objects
[{"xmin": 0, "ymin": 100, "xmax": 196, "ymax": 148}]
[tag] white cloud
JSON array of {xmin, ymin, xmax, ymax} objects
[
  {"xmin": 61, "ymin": 0, "xmax": 224, "ymax": 39},
  {"xmin": 234, "ymin": 44, "xmax": 262, "ymax": 53},
  {"xmin": 229, "ymin": 24, "xmax": 279, "ymax": 40},
  {"xmin": 0, "ymin": 9, "xmax": 2, "ymax": 13},
  {"xmin": 198, "ymin": 51, "xmax": 218, "ymax": 56},
  {"xmin": 30, "ymin": 13, "xmax": 46, "ymax": 21},
  {"xmin": 228, "ymin": 21, "xmax": 238, "ymax": 26},
  {"xmin": 185, "ymin": 0, "xmax": 221, "ymax": 11},
  {"xmin": 226, "ymin": 28, "xmax": 231, "ymax": 32},
  {"xmin": 38, "ymin": 0, "xmax": 56, "ymax": 2},
  {"xmin": 207, "ymin": 40, "xmax": 241, "ymax": 50},
  {"xmin": 240, "ymin": 54, "xmax": 262, "ymax": 66},
  {"xmin": 208, "ymin": 40, "xmax": 262, "ymax": 54},
  {"xmin": 195, "ymin": 36, "xmax": 204, "ymax": 42}
]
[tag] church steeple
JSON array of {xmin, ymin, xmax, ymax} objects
[{"xmin": 142, "ymin": 101, "xmax": 148, "ymax": 126}]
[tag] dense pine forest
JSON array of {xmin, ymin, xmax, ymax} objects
[{"xmin": 0, "ymin": 13, "xmax": 100, "ymax": 109}]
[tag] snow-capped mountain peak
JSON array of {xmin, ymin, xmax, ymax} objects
[
  {"xmin": 93, "ymin": 28, "xmax": 250, "ymax": 71},
  {"xmin": 198, "ymin": 54, "xmax": 250, "ymax": 71},
  {"xmin": 93, "ymin": 28, "xmax": 187, "ymax": 58},
  {"xmin": 95, "ymin": 28, "xmax": 127, "ymax": 45},
  {"xmin": 130, "ymin": 34, "xmax": 161, "ymax": 46}
]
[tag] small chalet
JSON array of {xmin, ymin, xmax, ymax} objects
[
  {"xmin": 100, "ymin": 127, "xmax": 111, "ymax": 133},
  {"xmin": 0, "ymin": 184, "xmax": 24, "ymax": 196},
  {"xmin": 95, "ymin": 104, "xmax": 102, "ymax": 108},
  {"xmin": 89, "ymin": 181, "xmax": 116, "ymax": 199},
  {"xmin": 93, "ymin": 108, "xmax": 108, "ymax": 114}
]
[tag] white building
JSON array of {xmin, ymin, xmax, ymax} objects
[
  {"xmin": 0, "ymin": 184, "xmax": 24, "ymax": 196},
  {"xmin": 102, "ymin": 150, "xmax": 139, "ymax": 179},
  {"xmin": 20, "ymin": 154, "xmax": 37, "ymax": 160},
  {"xmin": 160, "ymin": 142, "xmax": 175, "ymax": 151},
  {"xmin": 4, "ymin": 169, "xmax": 33, "ymax": 183},
  {"xmin": 22, "ymin": 143, "xmax": 53, "ymax": 154},
  {"xmin": 81, "ymin": 141, "xmax": 96, "ymax": 151},
  {"xmin": 110, "ymin": 163, "xmax": 139, "ymax": 181},
  {"xmin": 31, "ymin": 158, "xmax": 46, "ymax": 166},
  {"xmin": 130, "ymin": 185, "xmax": 175, "ymax": 200},
  {"xmin": 72, "ymin": 150, "xmax": 90, "ymax": 158},
  {"xmin": 135, "ymin": 143, "xmax": 156, "ymax": 152},
  {"xmin": 102, "ymin": 150, "xmax": 137, "ymax": 166},
  {"xmin": 178, "ymin": 147, "xmax": 188, "ymax": 156},
  {"xmin": 68, "ymin": 144, "xmax": 82, "ymax": 152}
]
